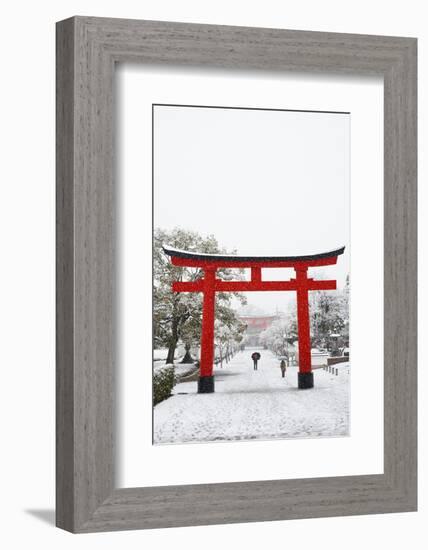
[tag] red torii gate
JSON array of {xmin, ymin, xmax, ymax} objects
[{"xmin": 163, "ymin": 245, "xmax": 345, "ymax": 393}]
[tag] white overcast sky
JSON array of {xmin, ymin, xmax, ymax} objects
[{"xmin": 154, "ymin": 105, "xmax": 350, "ymax": 313}]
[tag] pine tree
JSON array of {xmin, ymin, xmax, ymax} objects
[{"xmin": 154, "ymin": 227, "xmax": 246, "ymax": 364}]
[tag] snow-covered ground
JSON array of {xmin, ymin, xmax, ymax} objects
[
  {"xmin": 173, "ymin": 362, "xmax": 199, "ymax": 380},
  {"xmin": 154, "ymin": 349, "xmax": 349, "ymax": 444}
]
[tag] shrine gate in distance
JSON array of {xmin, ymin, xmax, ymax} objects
[{"xmin": 164, "ymin": 245, "xmax": 345, "ymax": 393}]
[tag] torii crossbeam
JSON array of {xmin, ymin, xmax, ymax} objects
[{"xmin": 163, "ymin": 245, "xmax": 345, "ymax": 393}]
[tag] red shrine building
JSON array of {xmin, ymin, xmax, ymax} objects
[
  {"xmin": 238, "ymin": 314, "xmax": 279, "ymax": 347},
  {"xmin": 164, "ymin": 245, "xmax": 345, "ymax": 393}
]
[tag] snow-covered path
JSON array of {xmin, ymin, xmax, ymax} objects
[{"xmin": 154, "ymin": 350, "xmax": 349, "ymax": 444}]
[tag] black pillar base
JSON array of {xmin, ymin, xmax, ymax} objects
[
  {"xmin": 298, "ymin": 371, "xmax": 314, "ymax": 389},
  {"xmin": 198, "ymin": 375, "xmax": 215, "ymax": 393}
]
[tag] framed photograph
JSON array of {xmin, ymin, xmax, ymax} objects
[{"xmin": 56, "ymin": 17, "xmax": 417, "ymax": 532}]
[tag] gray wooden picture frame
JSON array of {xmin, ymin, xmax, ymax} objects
[{"xmin": 56, "ymin": 16, "xmax": 417, "ymax": 533}]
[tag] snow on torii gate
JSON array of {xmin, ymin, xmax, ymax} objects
[{"xmin": 163, "ymin": 245, "xmax": 345, "ymax": 393}]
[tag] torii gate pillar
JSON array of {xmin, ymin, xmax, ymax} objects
[
  {"xmin": 295, "ymin": 267, "xmax": 314, "ymax": 389},
  {"xmin": 198, "ymin": 267, "xmax": 216, "ymax": 393}
]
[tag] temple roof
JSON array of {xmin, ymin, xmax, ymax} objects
[{"xmin": 163, "ymin": 245, "xmax": 345, "ymax": 263}]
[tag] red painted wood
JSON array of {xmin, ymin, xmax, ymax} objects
[
  {"xmin": 168, "ymin": 251, "xmax": 343, "ymax": 383},
  {"xmin": 295, "ymin": 268, "xmax": 312, "ymax": 373},
  {"xmin": 199, "ymin": 268, "xmax": 216, "ymax": 378},
  {"xmin": 251, "ymin": 266, "xmax": 262, "ymax": 282},
  {"xmin": 173, "ymin": 279, "xmax": 336, "ymax": 293},
  {"xmin": 170, "ymin": 256, "xmax": 338, "ymax": 269},
  {"xmin": 215, "ymin": 279, "xmax": 336, "ymax": 292}
]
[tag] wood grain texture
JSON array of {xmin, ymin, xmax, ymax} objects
[
  {"xmin": 56, "ymin": 18, "xmax": 76, "ymax": 532},
  {"xmin": 56, "ymin": 16, "xmax": 417, "ymax": 533}
]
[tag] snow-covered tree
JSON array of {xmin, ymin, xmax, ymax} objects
[
  {"xmin": 214, "ymin": 317, "xmax": 246, "ymax": 366},
  {"xmin": 259, "ymin": 275, "xmax": 349, "ymax": 356},
  {"xmin": 154, "ymin": 227, "xmax": 247, "ymax": 364},
  {"xmin": 310, "ymin": 274, "xmax": 349, "ymax": 349},
  {"xmin": 259, "ymin": 310, "xmax": 297, "ymax": 358}
]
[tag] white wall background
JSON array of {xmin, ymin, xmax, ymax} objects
[{"xmin": 0, "ymin": 1, "xmax": 424, "ymax": 548}]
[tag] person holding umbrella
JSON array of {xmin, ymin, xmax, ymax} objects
[{"xmin": 251, "ymin": 351, "xmax": 261, "ymax": 370}]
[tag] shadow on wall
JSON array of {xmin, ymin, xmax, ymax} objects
[{"xmin": 25, "ymin": 509, "xmax": 55, "ymax": 526}]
